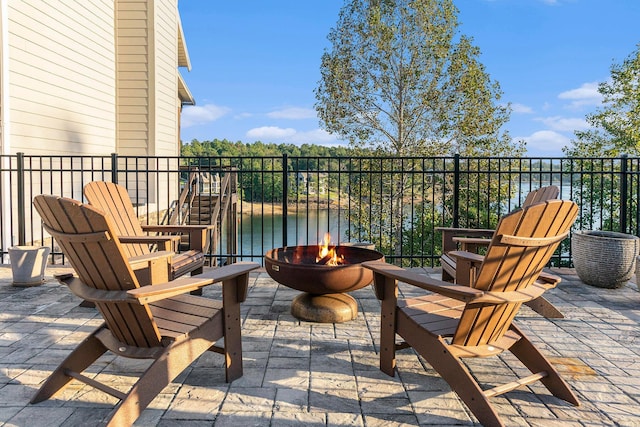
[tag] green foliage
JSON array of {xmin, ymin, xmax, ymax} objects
[
  {"xmin": 565, "ymin": 158, "xmax": 623, "ymax": 231},
  {"xmin": 563, "ymin": 44, "xmax": 640, "ymax": 232},
  {"xmin": 403, "ymin": 203, "xmax": 444, "ymax": 267},
  {"xmin": 314, "ymin": 0, "xmax": 524, "ymax": 260},
  {"xmin": 565, "ymin": 43, "xmax": 640, "ymax": 157},
  {"xmin": 315, "ymin": 0, "xmax": 523, "ymax": 157},
  {"xmin": 181, "ymin": 138, "xmax": 353, "ymax": 158},
  {"xmin": 181, "ymin": 139, "xmax": 355, "ymax": 203}
]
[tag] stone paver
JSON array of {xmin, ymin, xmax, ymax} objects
[{"xmin": 0, "ymin": 264, "xmax": 639, "ymax": 426}]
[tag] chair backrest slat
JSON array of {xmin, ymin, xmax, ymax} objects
[
  {"xmin": 84, "ymin": 181, "xmax": 149, "ymax": 258},
  {"xmin": 454, "ymin": 200, "xmax": 578, "ymax": 347},
  {"xmin": 522, "ymin": 185, "xmax": 560, "ymax": 207},
  {"xmin": 34, "ymin": 195, "xmax": 162, "ymax": 347}
]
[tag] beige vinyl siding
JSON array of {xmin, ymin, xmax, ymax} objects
[
  {"xmin": 7, "ymin": 0, "xmax": 116, "ymax": 155},
  {"xmin": 154, "ymin": 0, "xmax": 179, "ymax": 156},
  {"xmin": 116, "ymin": 0, "xmax": 150, "ymax": 155}
]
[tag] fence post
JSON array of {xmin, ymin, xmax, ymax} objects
[
  {"xmin": 16, "ymin": 153, "xmax": 25, "ymax": 245},
  {"xmin": 282, "ymin": 154, "xmax": 288, "ymax": 246},
  {"xmin": 111, "ymin": 152, "xmax": 118, "ymax": 184},
  {"xmin": 453, "ymin": 153, "xmax": 460, "ymax": 228},
  {"xmin": 620, "ymin": 154, "xmax": 628, "ymax": 234}
]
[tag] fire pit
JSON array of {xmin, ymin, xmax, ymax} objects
[{"xmin": 265, "ymin": 239, "xmax": 384, "ymax": 323}]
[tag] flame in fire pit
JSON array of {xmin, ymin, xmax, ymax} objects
[{"xmin": 316, "ymin": 233, "xmax": 345, "ymax": 266}]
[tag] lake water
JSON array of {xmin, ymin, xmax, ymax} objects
[
  {"xmin": 235, "ymin": 209, "xmax": 348, "ymax": 260},
  {"xmin": 228, "ymin": 184, "xmax": 574, "ymax": 261}
]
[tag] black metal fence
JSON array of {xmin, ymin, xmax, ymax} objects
[{"xmin": 2, "ymin": 153, "xmax": 639, "ymax": 267}]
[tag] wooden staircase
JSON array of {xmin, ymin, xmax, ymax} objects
[{"xmin": 168, "ymin": 168, "xmax": 238, "ymax": 266}]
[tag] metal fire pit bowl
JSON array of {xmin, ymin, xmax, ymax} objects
[{"xmin": 265, "ymin": 245, "xmax": 384, "ymax": 323}]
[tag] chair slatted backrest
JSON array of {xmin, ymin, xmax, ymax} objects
[
  {"xmin": 454, "ymin": 199, "xmax": 578, "ymax": 347},
  {"xmin": 34, "ymin": 195, "xmax": 162, "ymax": 347},
  {"xmin": 83, "ymin": 181, "xmax": 150, "ymax": 258},
  {"xmin": 522, "ymin": 185, "xmax": 560, "ymax": 207}
]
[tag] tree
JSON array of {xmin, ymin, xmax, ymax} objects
[
  {"xmin": 563, "ymin": 44, "xmax": 640, "ymax": 232},
  {"xmin": 315, "ymin": 0, "xmax": 523, "ymax": 263},
  {"xmin": 315, "ymin": 0, "xmax": 521, "ymax": 157},
  {"xmin": 565, "ymin": 43, "xmax": 640, "ymax": 157}
]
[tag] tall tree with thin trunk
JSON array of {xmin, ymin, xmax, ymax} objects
[
  {"xmin": 315, "ymin": 0, "xmax": 523, "ymax": 263},
  {"xmin": 315, "ymin": 0, "xmax": 521, "ymax": 157},
  {"xmin": 565, "ymin": 43, "xmax": 640, "ymax": 157},
  {"xmin": 564, "ymin": 43, "xmax": 640, "ymax": 231}
]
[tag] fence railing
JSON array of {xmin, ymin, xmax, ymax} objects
[{"xmin": 2, "ymin": 153, "xmax": 639, "ymax": 267}]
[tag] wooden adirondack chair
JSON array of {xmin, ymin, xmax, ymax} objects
[
  {"xmin": 84, "ymin": 181, "xmax": 213, "ymax": 283},
  {"xmin": 31, "ymin": 194, "xmax": 259, "ymax": 427},
  {"xmin": 438, "ymin": 185, "xmax": 563, "ymax": 318},
  {"xmin": 364, "ymin": 199, "xmax": 580, "ymax": 427}
]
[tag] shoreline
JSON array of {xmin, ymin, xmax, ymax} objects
[{"xmin": 238, "ymin": 200, "xmax": 343, "ymax": 215}]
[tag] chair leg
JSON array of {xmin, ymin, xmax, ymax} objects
[
  {"xmin": 189, "ymin": 267, "xmax": 205, "ymax": 296},
  {"xmin": 409, "ymin": 334, "xmax": 505, "ymax": 427},
  {"xmin": 105, "ymin": 321, "xmax": 222, "ymax": 427},
  {"xmin": 31, "ymin": 327, "xmax": 108, "ymax": 403},
  {"xmin": 525, "ymin": 296, "xmax": 564, "ymax": 319},
  {"xmin": 509, "ymin": 324, "xmax": 580, "ymax": 406},
  {"xmin": 222, "ymin": 282, "xmax": 243, "ymax": 382},
  {"xmin": 379, "ymin": 280, "xmax": 398, "ymax": 377}
]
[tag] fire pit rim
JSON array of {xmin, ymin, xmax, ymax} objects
[
  {"xmin": 264, "ymin": 244, "xmax": 384, "ymax": 294},
  {"xmin": 265, "ymin": 244, "xmax": 384, "ymax": 267}
]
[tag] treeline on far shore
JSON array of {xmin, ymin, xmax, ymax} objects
[{"xmin": 181, "ymin": 138, "xmax": 358, "ymax": 158}]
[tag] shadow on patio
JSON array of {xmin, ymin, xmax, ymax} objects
[{"xmin": 0, "ymin": 264, "xmax": 638, "ymax": 426}]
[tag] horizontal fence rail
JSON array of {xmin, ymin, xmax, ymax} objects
[{"xmin": 1, "ymin": 153, "xmax": 639, "ymax": 267}]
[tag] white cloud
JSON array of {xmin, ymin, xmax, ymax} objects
[
  {"xmin": 558, "ymin": 82, "xmax": 603, "ymax": 108},
  {"xmin": 294, "ymin": 129, "xmax": 342, "ymax": 145},
  {"xmin": 267, "ymin": 107, "xmax": 317, "ymax": 120},
  {"xmin": 535, "ymin": 116, "xmax": 589, "ymax": 132},
  {"xmin": 245, "ymin": 126, "xmax": 343, "ymax": 145},
  {"xmin": 181, "ymin": 104, "xmax": 230, "ymax": 127},
  {"xmin": 511, "ymin": 103, "xmax": 534, "ymax": 114},
  {"xmin": 518, "ymin": 130, "xmax": 571, "ymax": 156},
  {"xmin": 246, "ymin": 126, "xmax": 297, "ymax": 139}
]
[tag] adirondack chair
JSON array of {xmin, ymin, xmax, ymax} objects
[
  {"xmin": 364, "ymin": 199, "xmax": 579, "ymax": 427},
  {"xmin": 31, "ymin": 194, "xmax": 259, "ymax": 427},
  {"xmin": 438, "ymin": 185, "xmax": 563, "ymax": 318},
  {"xmin": 84, "ymin": 181, "xmax": 213, "ymax": 284}
]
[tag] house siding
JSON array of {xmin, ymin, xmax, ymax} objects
[
  {"xmin": 116, "ymin": 0, "xmax": 150, "ymax": 155},
  {"xmin": 116, "ymin": 0, "xmax": 180, "ymax": 157},
  {"xmin": 6, "ymin": 0, "xmax": 116, "ymax": 155},
  {"xmin": 154, "ymin": 0, "xmax": 179, "ymax": 156},
  {"xmin": 0, "ymin": 0, "xmax": 188, "ymax": 248}
]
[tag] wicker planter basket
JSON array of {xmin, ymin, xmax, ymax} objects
[{"xmin": 572, "ymin": 230, "xmax": 640, "ymax": 289}]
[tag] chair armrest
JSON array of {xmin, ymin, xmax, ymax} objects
[
  {"xmin": 128, "ymin": 251, "xmax": 175, "ymax": 265},
  {"xmin": 447, "ymin": 250, "xmax": 484, "ymax": 287},
  {"xmin": 119, "ymin": 235, "xmax": 181, "ymax": 251},
  {"xmin": 57, "ymin": 273, "xmax": 226, "ymax": 304},
  {"xmin": 141, "ymin": 224, "xmax": 215, "ymax": 252},
  {"xmin": 128, "ymin": 251, "xmax": 174, "ymax": 284},
  {"xmin": 472, "ymin": 282, "xmax": 548, "ymax": 304},
  {"xmin": 363, "ymin": 260, "xmax": 484, "ymax": 302},
  {"xmin": 55, "ymin": 262, "xmax": 260, "ymax": 305},
  {"xmin": 448, "ymin": 250, "xmax": 485, "ymax": 264},
  {"xmin": 536, "ymin": 271, "xmax": 561, "ymax": 289},
  {"xmin": 141, "ymin": 224, "xmax": 215, "ymax": 232},
  {"xmin": 128, "ymin": 262, "xmax": 260, "ymax": 303},
  {"xmin": 451, "ymin": 236, "xmax": 491, "ymax": 252},
  {"xmin": 436, "ymin": 227, "xmax": 495, "ymax": 234},
  {"xmin": 436, "ymin": 227, "xmax": 495, "ymax": 253}
]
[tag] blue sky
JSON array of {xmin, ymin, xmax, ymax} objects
[{"xmin": 178, "ymin": 0, "xmax": 639, "ymax": 157}]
